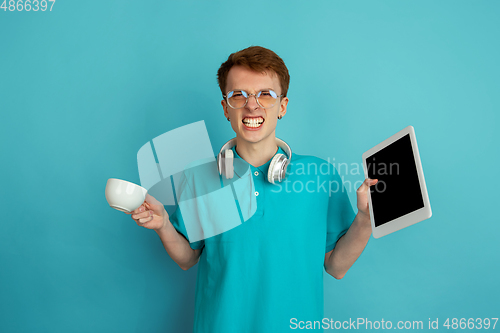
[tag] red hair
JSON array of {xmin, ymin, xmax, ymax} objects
[{"xmin": 217, "ymin": 46, "xmax": 290, "ymax": 97}]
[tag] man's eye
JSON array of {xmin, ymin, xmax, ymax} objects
[{"xmin": 260, "ymin": 91, "xmax": 273, "ymax": 97}]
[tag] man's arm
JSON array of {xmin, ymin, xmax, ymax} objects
[
  {"xmin": 129, "ymin": 194, "xmax": 202, "ymax": 271},
  {"xmin": 324, "ymin": 178, "xmax": 377, "ymax": 279},
  {"xmin": 155, "ymin": 218, "xmax": 202, "ymax": 271},
  {"xmin": 324, "ymin": 212, "xmax": 371, "ymax": 279}
]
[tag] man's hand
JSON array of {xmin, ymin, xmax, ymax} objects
[
  {"xmin": 126, "ymin": 194, "xmax": 168, "ymax": 231},
  {"xmin": 356, "ymin": 178, "xmax": 378, "ymax": 220}
]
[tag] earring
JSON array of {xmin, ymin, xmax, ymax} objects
[
  {"xmin": 278, "ymin": 115, "xmax": 283, "ymax": 120},
  {"xmin": 227, "ymin": 117, "xmax": 230, "ymax": 121}
]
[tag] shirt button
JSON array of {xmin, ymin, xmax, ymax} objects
[
  {"xmin": 255, "ymin": 191, "xmax": 259, "ymax": 196},
  {"xmin": 254, "ymin": 171, "xmax": 259, "ymax": 176}
]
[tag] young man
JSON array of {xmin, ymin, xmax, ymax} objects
[{"xmin": 128, "ymin": 46, "xmax": 377, "ymax": 332}]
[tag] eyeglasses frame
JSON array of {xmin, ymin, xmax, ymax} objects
[{"xmin": 223, "ymin": 89, "xmax": 284, "ymax": 109}]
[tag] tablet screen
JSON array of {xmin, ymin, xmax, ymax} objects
[{"xmin": 366, "ymin": 134, "xmax": 424, "ymax": 227}]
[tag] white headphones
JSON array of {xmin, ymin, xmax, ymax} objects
[{"xmin": 217, "ymin": 138, "xmax": 292, "ymax": 184}]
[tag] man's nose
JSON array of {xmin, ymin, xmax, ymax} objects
[{"xmin": 246, "ymin": 94, "xmax": 260, "ymax": 109}]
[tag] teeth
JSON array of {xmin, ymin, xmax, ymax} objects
[{"xmin": 242, "ymin": 117, "xmax": 264, "ymax": 128}]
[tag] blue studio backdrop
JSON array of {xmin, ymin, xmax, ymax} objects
[{"xmin": 1, "ymin": 1, "xmax": 499, "ymax": 332}]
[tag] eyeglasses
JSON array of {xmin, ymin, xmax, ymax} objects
[{"xmin": 223, "ymin": 89, "xmax": 283, "ymax": 109}]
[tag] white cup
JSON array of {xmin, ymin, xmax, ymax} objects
[{"xmin": 105, "ymin": 178, "xmax": 148, "ymax": 213}]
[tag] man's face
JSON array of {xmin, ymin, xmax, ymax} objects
[{"xmin": 222, "ymin": 65, "xmax": 288, "ymax": 145}]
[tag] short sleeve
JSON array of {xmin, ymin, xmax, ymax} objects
[
  {"xmin": 169, "ymin": 205, "xmax": 205, "ymax": 250},
  {"xmin": 325, "ymin": 167, "xmax": 356, "ymax": 253}
]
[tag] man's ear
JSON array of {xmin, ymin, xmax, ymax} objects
[
  {"xmin": 279, "ymin": 96, "xmax": 289, "ymax": 118},
  {"xmin": 221, "ymin": 99, "xmax": 229, "ymax": 119}
]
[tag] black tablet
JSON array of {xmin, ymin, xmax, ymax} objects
[{"xmin": 362, "ymin": 126, "xmax": 432, "ymax": 238}]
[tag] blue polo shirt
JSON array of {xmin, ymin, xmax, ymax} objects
[{"xmin": 170, "ymin": 146, "xmax": 356, "ymax": 332}]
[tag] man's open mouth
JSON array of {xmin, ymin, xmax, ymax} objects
[{"xmin": 242, "ymin": 117, "xmax": 264, "ymax": 128}]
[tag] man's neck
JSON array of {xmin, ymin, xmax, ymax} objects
[{"xmin": 234, "ymin": 134, "xmax": 278, "ymax": 168}]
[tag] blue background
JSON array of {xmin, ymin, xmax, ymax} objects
[{"xmin": 1, "ymin": 0, "xmax": 499, "ymax": 332}]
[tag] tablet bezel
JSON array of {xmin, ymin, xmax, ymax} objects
[{"xmin": 362, "ymin": 126, "xmax": 432, "ymax": 238}]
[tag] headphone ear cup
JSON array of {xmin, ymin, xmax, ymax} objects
[
  {"xmin": 217, "ymin": 152, "xmax": 223, "ymax": 176},
  {"xmin": 217, "ymin": 149, "xmax": 234, "ymax": 179},
  {"xmin": 224, "ymin": 149, "xmax": 234, "ymax": 179},
  {"xmin": 267, "ymin": 153, "xmax": 286, "ymax": 184}
]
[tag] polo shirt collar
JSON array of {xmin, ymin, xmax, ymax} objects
[{"xmin": 231, "ymin": 145, "xmax": 286, "ymax": 175}]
